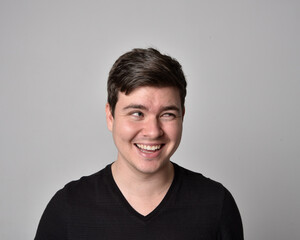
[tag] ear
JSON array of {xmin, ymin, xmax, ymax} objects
[{"xmin": 105, "ymin": 103, "xmax": 114, "ymax": 132}]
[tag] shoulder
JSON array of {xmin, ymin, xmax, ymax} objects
[
  {"xmin": 56, "ymin": 164, "xmax": 112, "ymax": 204},
  {"xmin": 173, "ymin": 163, "xmax": 243, "ymax": 238},
  {"xmin": 173, "ymin": 163, "xmax": 243, "ymax": 237},
  {"xmin": 34, "ymin": 165, "xmax": 113, "ymax": 239},
  {"xmin": 174, "ymin": 163, "xmax": 225, "ymax": 191},
  {"xmin": 173, "ymin": 163, "xmax": 230, "ymax": 204}
]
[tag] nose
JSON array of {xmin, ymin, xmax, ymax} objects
[{"xmin": 142, "ymin": 117, "xmax": 163, "ymax": 138}]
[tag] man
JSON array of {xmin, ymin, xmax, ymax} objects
[{"xmin": 35, "ymin": 48, "xmax": 243, "ymax": 239}]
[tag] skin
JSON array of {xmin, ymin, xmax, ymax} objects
[{"xmin": 105, "ymin": 86, "xmax": 184, "ymax": 215}]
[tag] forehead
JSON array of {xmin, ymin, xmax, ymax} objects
[{"xmin": 116, "ymin": 86, "xmax": 181, "ymax": 110}]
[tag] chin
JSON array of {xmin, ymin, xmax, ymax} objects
[{"xmin": 135, "ymin": 158, "xmax": 170, "ymax": 174}]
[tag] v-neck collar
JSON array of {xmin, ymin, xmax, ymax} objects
[{"xmin": 106, "ymin": 162, "xmax": 179, "ymax": 222}]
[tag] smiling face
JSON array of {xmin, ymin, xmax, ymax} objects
[{"xmin": 106, "ymin": 86, "xmax": 184, "ymax": 176}]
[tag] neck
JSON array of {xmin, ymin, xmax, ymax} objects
[{"xmin": 111, "ymin": 160, "xmax": 174, "ymax": 198}]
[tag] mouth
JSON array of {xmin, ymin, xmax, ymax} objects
[{"xmin": 135, "ymin": 143, "xmax": 164, "ymax": 153}]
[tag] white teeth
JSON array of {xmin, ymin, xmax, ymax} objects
[{"xmin": 136, "ymin": 144, "xmax": 162, "ymax": 151}]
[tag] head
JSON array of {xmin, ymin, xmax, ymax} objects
[
  {"xmin": 107, "ymin": 48, "xmax": 187, "ymax": 117},
  {"xmin": 106, "ymin": 48, "xmax": 187, "ymax": 175}
]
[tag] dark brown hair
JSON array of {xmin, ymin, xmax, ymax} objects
[{"xmin": 107, "ymin": 48, "xmax": 187, "ymax": 116}]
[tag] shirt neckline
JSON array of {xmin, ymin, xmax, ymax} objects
[{"xmin": 106, "ymin": 162, "xmax": 180, "ymax": 222}]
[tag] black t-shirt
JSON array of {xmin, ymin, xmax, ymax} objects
[{"xmin": 35, "ymin": 163, "xmax": 243, "ymax": 239}]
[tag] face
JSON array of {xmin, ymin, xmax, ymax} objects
[{"xmin": 106, "ymin": 86, "xmax": 184, "ymax": 175}]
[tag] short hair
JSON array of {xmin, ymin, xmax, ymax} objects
[{"xmin": 107, "ymin": 48, "xmax": 187, "ymax": 116}]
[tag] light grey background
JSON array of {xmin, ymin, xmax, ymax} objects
[{"xmin": 1, "ymin": 0, "xmax": 299, "ymax": 239}]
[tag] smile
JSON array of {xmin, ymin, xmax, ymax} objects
[{"xmin": 135, "ymin": 144, "xmax": 163, "ymax": 152}]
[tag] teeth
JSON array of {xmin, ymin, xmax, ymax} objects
[{"xmin": 136, "ymin": 144, "xmax": 161, "ymax": 151}]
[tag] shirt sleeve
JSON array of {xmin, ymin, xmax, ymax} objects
[
  {"xmin": 218, "ymin": 187, "xmax": 244, "ymax": 240},
  {"xmin": 34, "ymin": 189, "xmax": 68, "ymax": 240}
]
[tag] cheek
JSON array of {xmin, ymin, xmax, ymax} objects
[
  {"xmin": 113, "ymin": 120, "xmax": 141, "ymax": 140},
  {"xmin": 163, "ymin": 122, "xmax": 183, "ymax": 140}
]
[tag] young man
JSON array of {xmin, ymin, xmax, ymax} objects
[{"xmin": 35, "ymin": 48, "xmax": 243, "ymax": 239}]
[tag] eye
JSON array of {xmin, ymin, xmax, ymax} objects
[
  {"xmin": 161, "ymin": 112, "xmax": 176, "ymax": 119},
  {"xmin": 131, "ymin": 111, "xmax": 144, "ymax": 118}
]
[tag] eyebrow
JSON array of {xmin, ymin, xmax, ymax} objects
[
  {"xmin": 123, "ymin": 104, "xmax": 181, "ymax": 113},
  {"xmin": 123, "ymin": 104, "xmax": 148, "ymax": 111},
  {"xmin": 161, "ymin": 105, "xmax": 181, "ymax": 113}
]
